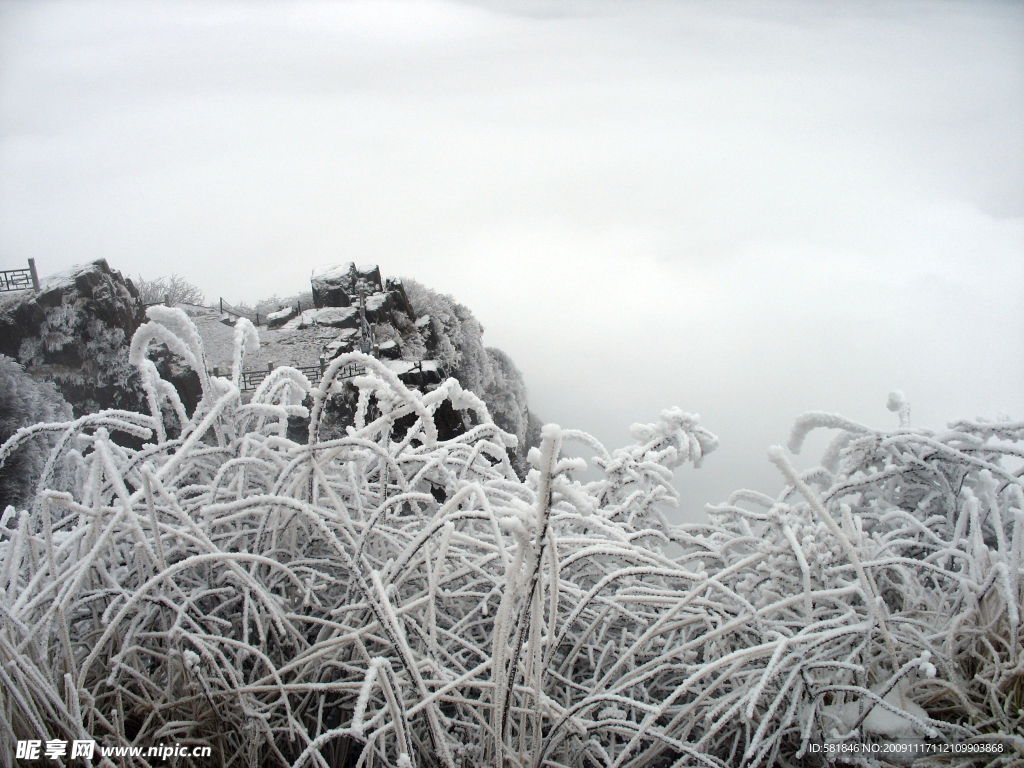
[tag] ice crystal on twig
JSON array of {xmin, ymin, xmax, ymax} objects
[{"xmin": 1, "ymin": 311, "xmax": 1021, "ymax": 767}]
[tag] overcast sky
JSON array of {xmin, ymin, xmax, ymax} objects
[{"xmin": 1, "ymin": 0, "xmax": 1022, "ymax": 519}]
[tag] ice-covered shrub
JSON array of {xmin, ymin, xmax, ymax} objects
[
  {"xmin": 403, "ymin": 279, "xmax": 540, "ymax": 471},
  {"xmin": 0, "ymin": 313, "xmax": 1021, "ymax": 768},
  {"xmin": 402, "ymin": 279, "xmax": 484, "ymax": 382},
  {"xmin": 0, "ymin": 355, "xmax": 72, "ymax": 510},
  {"xmin": 135, "ymin": 274, "xmax": 206, "ymax": 307}
]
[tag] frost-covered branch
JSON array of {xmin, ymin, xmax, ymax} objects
[{"xmin": 0, "ymin": 311, "xmax": 1020, "ymax": 768}]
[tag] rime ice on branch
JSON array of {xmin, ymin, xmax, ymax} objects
[{"xmin": 0, "ymin": 309, "xmax": 1021, "ymax": 768}]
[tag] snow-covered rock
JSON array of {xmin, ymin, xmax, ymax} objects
[
  {"xmin": 384, "ymin": 359, "xmax": 443, "ymax": 386},
  {"xmin": 310, "ymin": 264, "xmax": 354, "ymax": 308},
  {"xmin": 312, "ymin": 306, "xmax": 360, "ymax": 328},
  {"xmin": 378, "ymin": 339, "xmax": 401, "ymax": 359},
  {"xmin": 0, "ymin": 259, "xmax": 147, "ymax": 415},
  {"xmin": 266, "ymin": 305, "xmax": 297, "ymax": 329},
  {"xmin": 311, "ymin": 263, "xmax": 383, "ymax": 308},
  {"xmin": 324, "ymin": 328, "xmax": 361, "ymax": 358},
  {"xmin": 363, "ymin": 291, "xmax": 394, "ymax": 323},
  {"xmin": 385, "ymin": 277, "xmax": 416, "ymax": 321},
  {"xmin": 310, "ymin": 264, "xmax": 416, "ymax": 330}
]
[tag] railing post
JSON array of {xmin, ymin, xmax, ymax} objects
[
  {"xmin": 164, "ymin": 293, "xmax": 171, "ymax": 307},
  {"xmin": 27, "ymin": 259, "xmax": 40, "ymax": 291},
  {"xmin": 268, "ymin": 361, "xmax": 275, "ymax": 372}
]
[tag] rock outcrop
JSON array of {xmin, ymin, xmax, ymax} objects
[
  {"xmin": 312, "ymin": 263, "xmax": 415, "ymax": 321},
  {"xmin": 385, "ymin": 278, "xmax": 416, "ymax": 320},
  {"xmin": 303, "ymin": 268, "xmax": 541, "ymax": 473},
  {"xmin": 323, "ymin": 328, "xmax": 361, "ymax": 358},
  {"xmin": 266, "ymin": 305, "xmax": 297, "ymax": 329},
  {"xmin": 311, "ymin": 306, "xmax": 360, "ymax": 329},
  {"xmin": 308, "ymin": 263, "xmax": 419, "ymax": 364},
  {"xmin": 378, "ymin": 339, "xmax": 402, "ymax": 360},
  {"xmin": 0, "ymin": 259, "xmax": 146, "ymax": 416},
  {"xmin": 401, "ymin": 278, "xmax": 542, "ymax": 475},
  {"xmin": 311, "ymin": 263, "xmax": 385, "ymax": 309}
]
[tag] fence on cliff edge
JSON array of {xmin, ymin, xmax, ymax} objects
[{"xmin": 0, "ymin": 259, "xmax": 40, "ymax": 293}]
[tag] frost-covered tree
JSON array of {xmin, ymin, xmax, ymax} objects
[
  {"xmin": 15, "ymin": 303, "xmax": 142, "ymax": 416},
  {"xmin": 403, "ymin": 278, "xmax": 491, "ymax": 387},
  {"xmin": 403, "ymin": 278, "xmax": 542, "ymax": 469},
  {"xmin": 0, "ymin": 355, "xmax": 71, "ymax": 509},
  {"xmin": 484, "ymin": 347, "xmax": 533, "ymax": 470},
  {"xmin": 135, "ymin": 273, "xmax": 205, "ymax": 306}
]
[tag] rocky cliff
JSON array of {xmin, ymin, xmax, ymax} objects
[
  {"xmin": 0, "ymin": 259, "xmax": 146, "ymax": 416},
  {"xmin": 401, "ymin": 278, "xmax": 541, "ymax": 474},
  {"xmin": 275, "ymin": 263, "xmax": 542, "ymax": 473},
  {"xmin": 0, "ymin": 258, "xmax": 541, "ymax": 476}
]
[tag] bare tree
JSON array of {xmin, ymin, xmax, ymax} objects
[{"xmin": 135, "ymin": 273, "xmax": 205, "ymax": 306}]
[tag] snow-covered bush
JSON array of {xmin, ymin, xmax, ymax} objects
[
  {"xmin": 483, "ymin": 348, "xmax": 532, "ymax": 467},
  {"xmin": 403, "ymin": 279, "xmax": 539, "ymax": 471},
  {"xmin": 135, "ymin": 274, "xmax": 206, "ymax": 307},
  {"xmin": 402, "ymin": 279, "xmax": 483, "ymax": 381},
  {"xmin": 0, "ymin": 356, "xmax": 72, "ymax": 510},
  {"xmin": 0, "ymin": 312, "xmax": 1021, "ymax": 767}
]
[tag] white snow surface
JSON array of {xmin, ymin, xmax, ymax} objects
[
  {"xmin": 823, "ymin": 682, "xmax": 932, "ymax": 739},
  {"xmin": 266, "ymin": 305, "xmax": 296, "ymax": 322},
  {"xmin": 364, "ymin": 293, "xmax": 389, "ymax": 311},
  {"xmin": 384, "ymin": 359, "xmax": 440, "ymax": 375},
  {"xmin": 311, "ymin": 263, "xmax": 350, "ymax": 279}
]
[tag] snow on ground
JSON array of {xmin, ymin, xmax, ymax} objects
[{"xmin": 190, "ymin": 306, "xmax": 337, "ymax": 372}]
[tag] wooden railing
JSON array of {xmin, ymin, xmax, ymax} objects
[{"xmin": 0, "ymin": 259, "xmax": 40, "ymax": 293}]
